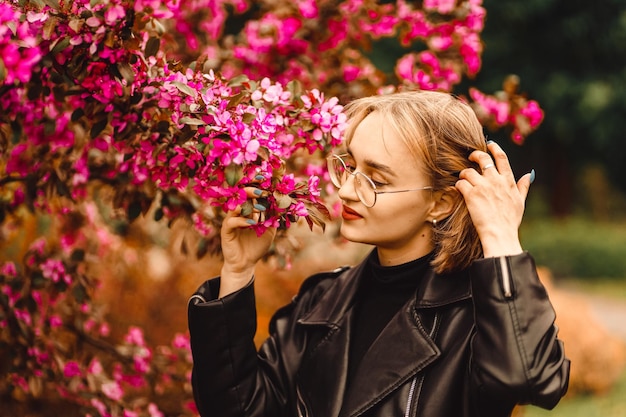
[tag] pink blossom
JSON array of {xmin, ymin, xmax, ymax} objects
[
  {"xmin": 297, "ymin": 0, "xmax": 318, "ymax": 18},
  {"xmin": 519, "ymin": 100, "xmax": 544, "ymax": 128},
  {"xmin": 41, "ymin": 259, "xmax": 66, "ymax": 283},
  {"xmin": 105, "ymin": 4, "xmax": 126, "ymax": 25},
  {"xmin": 88, "ymin": 358, "xmax": 104, "ymax": 375},
  {"xmin": 49, "ymin": 315, "xmax": 63, "ymax": 328},
  {"xmin": 1, "ymin": 262, "xmax": 17, "ymax": 277},
  {"xmin": 148, "ymin": 403, "xmax": 164, "ymax": 417},
  {"xmin": 342, "ymin": 65, "xmax": 361, "ymax": 82},
  {"xmin": 91, "ymin": 398, "xmax": 109, "ymax": 417},
  {"xmin": 125, "ymin": 326, "xmax": 146, "ymax": 347},
  {"xmin": 424, "ymin": 0, "xmax": 456, "ymax": 14},
  {"xmin": 102, "ymin": 381, "xmax": 124, "ymax": 401},
  {"xmin": 172, "ymin": 333, "xmax": 191, "ymax": 350},
  {"xmin": 14, "ymin": 309, "xmax": 32, "ymax": 326},
  {"xmin": 63, "ymin": 361, "xmax": 82, "ymax": 378}
]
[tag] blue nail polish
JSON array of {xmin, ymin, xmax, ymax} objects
[
  {"xmin": 254, "ymin": 204, "xmax": 266, "ymax": 211},
  {"xmin": 486, "ymin": 140, "xmax": 496, "ymax": 145},
  {"xmin": 253, "ymin": 189, "xmax": 263, "ymax": 196},
  {"xmin": 530, "ymin": 169, "xmax": 536, "ymax": 184},
  {"xmin": 246, "ymin": 219, "xmax": 257, "ymax": 225},
  {"xmin": 254, "ymin": 175, "xmax": 265, "ymax": 180}
]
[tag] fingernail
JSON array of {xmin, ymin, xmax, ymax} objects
[
  {"xmin": 530, "ymin": 169, "xmax": 536, "ymax": 184},
  {"xmin": 246, "ymin": 219, "xmax": 257, "ymax": 225},
  {"xmin": 486, "ymin": 140, "xmax": 496, "ymax": 145},
  {"xmin": 253, "ymin": 189, "xmax": 263, "ymax": 196},
  {"xmin": 254, "ymin": 175, "xmax": 265, "ymax": 180},
  {"xmin": 254, "ymin": 204, "xmax": 266, "ymax": 211}
]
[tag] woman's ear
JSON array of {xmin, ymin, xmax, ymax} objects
[{"xmin": 428, "ymin": 187, "xmax": 457, "ymax": 221}]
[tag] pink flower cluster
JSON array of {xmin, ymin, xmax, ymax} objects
[
  {"xmin": 1, "ymin": 1, "xmax": 347, "ymax": 239},
  {"xmin": 470, "ymin": 87, "xmax": 544, "ymax": 144},
  {"xmin": 0, "ymin": 1, "xmax": 544, "ymax": 416},
  {"xmin": 0, "ymin": 232, "xmax": 193, "ymax": 417},
  {"xmin": 0, "ymin": 4, "xmax": 44, "ymax": 85}
]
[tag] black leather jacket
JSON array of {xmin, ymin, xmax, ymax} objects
[{"xmin": 188, "ymin": 252, "xmax": 569, "ymax": 417}]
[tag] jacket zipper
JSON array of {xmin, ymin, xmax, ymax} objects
[
  {"xmin": 404, "ymin": 313, "xmax": 439, "ymax": 417},
  {"xmin": 296, "ymin": 385, "xmax": 309, "ymax": 417},
  {"xmin": 404, "ymin": 376, "xmax": 419, "ymax": 417},
  {"xmin": 499, "ymin": 256, "xmax": 513, "ymax": 298}
]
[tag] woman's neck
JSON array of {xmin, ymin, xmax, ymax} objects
[{"xmin": 376, "ymin": 243, "xmax": 434, "ymax": 266}]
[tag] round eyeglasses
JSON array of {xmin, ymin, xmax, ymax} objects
[{"xmin": 327, "ymin": 154, "xmax": 433, "ymax": 207}]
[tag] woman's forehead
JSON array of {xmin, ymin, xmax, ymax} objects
[{"xmin": 349, "ymin": 112, "xmax": 421, "ymax": 173}]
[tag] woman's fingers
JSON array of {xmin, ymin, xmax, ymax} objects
[{"xmin": 516, "ymin": 170, "xmax": 535, "ymax": 202}]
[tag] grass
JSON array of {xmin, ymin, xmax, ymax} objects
[
  {"xmin": 559, "ymin": 278, "xmax": 626, "ymax": 301},
  {"xmin": 522, "ymin": 368, "xmax": 626, "ymax": 417}
]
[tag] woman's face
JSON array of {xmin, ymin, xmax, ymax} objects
[{"xmin": 338, "ymin": 111, "xmax": 437, "ymax": 265}]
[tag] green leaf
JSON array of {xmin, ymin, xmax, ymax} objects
[
  {"xmin": 71, "ymin": 108, "xmax": 85, "ymax": 122},
  {"xmin": 156, "ymin": 120, "xmax": 170, "ymax": 133},
  {"xmin": 225, "ymin": 164, "xmax": 243, "ymax": 187},
  {"xmin": 44, "ymin": 120, "xmax": 56, "ymax": 136},
  {"xmin": 145, "ymin": 36, "xmax": 160, "ymax": 57},
  {"xmin": 240, "ymin": 201, "xmax": 253, "ymax": 216},
  {"xmin": 227, "ymin": 92, "xmax": 246, "ymax": 108},
  {"xmin": 179, "ymin": 116, "xmax": 205, "ymax": 126},
  {"xmin": 117, "ymin": 62, "xmax": 135, "ymax": 83},
  {"xmin": 242, "ymin": 112, "xmax": 256, "ymax": 124},
  {"xmin": 72, "ymin": 284, "xmax": 87, "ymax": 303},
  {"xmin": 0, "ymin": 58, "xmax": 5, "ymax": 83},
  {"xmin": 70, "ymin": 249, "xmax": 85, "ymax": 262},
  {"xmin": 91, "ymin": 118, "xmax": 108, "ymax": 139},
  {"xmin": 274, "ymin": 192, "xmax": 294, "ymax": 209},
  {"xmin": 287, "ymin": 80, "xmax": 303, "ymax": 97},
  {"xmin": 172, "ymin": 81, "xmax": 197, "ymax": 98},
  {"xmin": 196, "ymin": 238, "xmax": 209, "ymax": 259},
  {"xmin": 128, "ymin": 201, "xmax": 142, "ymax": 221},
  {"xmin": 227, "ymin": 74, "xmax": 250, "ymax": 87},
  {"xmin": 42, "ymin": 0, "xmax": 60, "ymax": 11},
  {"xmin": 154, "ymin": 207, "xmax": 164, "ymax": 221},
  {"xmin": 50, "ymin": 37, "xmax": 70, "ymax": 55}
]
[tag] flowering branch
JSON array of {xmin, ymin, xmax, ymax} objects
[{"xmin": 0, "ymin": 1, "xmax": 545, "ymax": 416}]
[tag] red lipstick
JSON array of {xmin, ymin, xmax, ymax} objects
[{"xmin": 342, "ymin": 205, "xmax": 363, "ymax": 221}]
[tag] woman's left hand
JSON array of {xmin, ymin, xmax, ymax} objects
[{"xmin": 455, "ymin": 141, "xmax": 534, "ymax": 258}]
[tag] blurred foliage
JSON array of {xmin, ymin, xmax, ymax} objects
[
  {"xmin": 520, "ymin": 217, "xmax": 626, "ymax": 279},
  {"xmin": 522, "ymin": 366, "xmax": 626, "ymax": 417},
  {"xmin": 471, "ymin": 0, "xmax": 626, "ymax": 216}
]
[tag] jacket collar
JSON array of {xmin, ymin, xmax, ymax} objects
[
  {"xmin": 296, "ymin": 251, "xmax": 472, "ymax": 417},
  {"xmin": 299, "ymin": 251, "xmax": 472, "ymax": 327}
]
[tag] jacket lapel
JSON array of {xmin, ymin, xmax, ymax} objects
[
  {"xmin": 295, "ymin": 263, "xmax": 364, "ymax": 417},
  {"xmin": 295, "ymin": 254, "xmax": 472, "ymax": 417},
  {"xmin": 338, "ymin": 299, "xmax": 440, "ymax": 417}
]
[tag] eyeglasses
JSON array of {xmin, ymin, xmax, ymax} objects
[{"xmin": 327, "ymin": 154, "xmax": 433, "ymax": 207}]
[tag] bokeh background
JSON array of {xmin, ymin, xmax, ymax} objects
[{"xmin": 2, "ymin": 0, "xmax": 626, "ymax": 416}]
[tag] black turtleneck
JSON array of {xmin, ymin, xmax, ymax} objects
[{"xmin": 347, "ymin": 250, "xmax": 433, "ymax": 388}]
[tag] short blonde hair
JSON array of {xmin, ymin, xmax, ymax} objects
[{"xmin": 342, "ymin": 90, "xmax": 487, "ymax": 273}]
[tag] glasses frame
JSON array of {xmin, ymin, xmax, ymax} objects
[{"xmin": 327, "ymin": 153, "xmax": 433, "ymax": 207}]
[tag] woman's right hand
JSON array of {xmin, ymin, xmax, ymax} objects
[{"xmin": 218, "ymin": 187, "xmax": 277, "ymax": 298}]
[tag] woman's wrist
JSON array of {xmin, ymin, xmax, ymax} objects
[
  {"xmin": 219, "ymin": 264, "xmax": 255, "ymax": 298},
  {"xmin": 480, "ymin": 233, "xmax": 523, "ymax": 258}
]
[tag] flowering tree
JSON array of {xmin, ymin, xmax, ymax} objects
[{"xmin": 0, "ymin": 0, "xmax": 544, "ymax": 416}]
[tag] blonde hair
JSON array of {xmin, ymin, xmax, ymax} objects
[{"xmin": 342, "ymin": 90, "xmax": 487, "ymax": 273}]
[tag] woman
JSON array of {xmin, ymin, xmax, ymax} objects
[{"xmin": 188, "ymin": 91, "xmax": 570, "ymax": 417}]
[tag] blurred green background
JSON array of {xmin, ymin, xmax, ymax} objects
[
  {"xmin": 373, "ymin": 1, "xmax": 626, "ymax": 415},
  {"xmin": 478, "ymin": 1, "xmax": 626, "ymax": 415}
]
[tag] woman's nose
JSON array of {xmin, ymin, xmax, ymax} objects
[{"xmin": 337, "ymin": 173, "xmax": 359, "ymax": 202}]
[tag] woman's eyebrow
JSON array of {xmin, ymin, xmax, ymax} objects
[{"xmin": 346, "ymin": 147, "xmax": 397, "ymax": 177}]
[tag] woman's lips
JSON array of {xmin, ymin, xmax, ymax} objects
[{"xmin": 342, "ymin": 205, "xmax": 363, "ymax": 220}]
